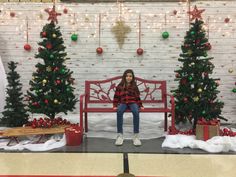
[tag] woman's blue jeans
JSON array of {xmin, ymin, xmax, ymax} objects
[{"xmin": 117, "ymin": 103, "xmax": 140, "ymax": 134}]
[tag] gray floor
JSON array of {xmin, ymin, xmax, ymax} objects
[{"xmin": 54, "ymin": 136, "xmax": 236, "ymax": 154}]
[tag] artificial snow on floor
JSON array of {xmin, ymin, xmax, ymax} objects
[
  {"xmin": 1, "ymin": 113, "xmax": 236, "ymax": 153},
  {"xmin": 162, "ymin": 133, "xmax": 236, "ymax": 153}
]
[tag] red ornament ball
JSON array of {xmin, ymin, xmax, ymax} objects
[
  {"xmin": 224, "ymin": 17, "xmax": 230, "ymax": 23},
  {"xmin": 24, "ymin": 44, "xmax": 31, "ymax": 51},
  {"xmin": 136, "ymin": 48, "xmax": 144, "ymax": 55},
  {"xmin": 96, "ymin": 47, "xmax": 103, "ymax": 55},
  {"xmin": 205, "ymin": 43, "xmax": 212, "ymax": 50},
  {"xmin": 41, "ymin": 32, "xmax": 47, "ymax": 38},
  {"xmin": 46, "ymin": 43, "xmax": 52, "ymax": 49},
  {"xmin": 63, "ymin": 8, "xmax": 68, "ymax": 14},
  {"xmin": 10, "ymin": 12, "xmax": 15, "ymax": 17},
  {"xmin": 44, "ymin": 99, "xmax": 49, "ymax": 104},
  {"xmin": 56, "ymin": 80, "xmax": 61, "ymax": 84}
]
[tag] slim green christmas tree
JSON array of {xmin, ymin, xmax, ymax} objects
[
  {"xmin": 27, "ymin": 5, "xmax": 77, "ymax": 119},
  {"xmin": 0, "ymin": 61, "xmax": 28, "ymax": 127},
  {"xmin": 172, "ymin": 6, "xmax": 226, "ymax": 129}
]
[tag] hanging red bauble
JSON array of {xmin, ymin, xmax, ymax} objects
[
  {"xmin": 175, "ymin": 73, "xmax": 180, "ymax": 78},
  {"xmin": 136, "ymin": 48, "xmax": 144, "ymax": 55},
  {"xmin": 41, "ymin": 31, "xmax": 47, "ymax": 38},
  {"xmin": 63, "ymin": 8, "xmax": 68, "ymax": 14},
  {"xmin": 224, "ymin": 17, "xmax": 230, "ymax": 23},
  {"xmin": 96, "ymin": 47, "xmax": 103, "ymax": 55},
  {"xmin": 195, "ymin": 39, "xmax": 200, "ymax": 44},
  {"xmin": 24, "ymin": 43, "xmax": 31, "ymax": 51},
  {"xmin": 205, "ymin": 43, "xmax": 212, "ymax": 50},
  {"xmin": 10, "ymin": 12, "xmax": 15, "ymax": 17},
  {"xmin": 46, "ymin": 43, "xmax": 52, "ymax": 49}
]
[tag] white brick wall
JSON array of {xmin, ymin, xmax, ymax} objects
[{"xmin": 0, "ymin": 1, "xmax": 236, "ymax": 123}]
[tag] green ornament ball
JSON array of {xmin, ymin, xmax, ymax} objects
[
  {"xmin": 71, "ymin": 34, "xmax": 78, "ymax": 41},
  {"xmin": 202, "ymin": 110, "xmax": 206, "ymax": 115},
  {"xmin": 66, "ymin": 87, "xmax": 71, "ymax": 92},
  {"xmin": 190, "ymin": 31, "xmax": 195, "ymax": 35},
  {"xmin": 61, "ymin": 69, "xmax": 65, "ymax": 74},
  {"xmin": 175, "ymin": 106, "xmax": 179, "ymax": 110},
  {"xmin": 50, "ymin": 54, "xmax": 54, "ymax": 59},
  {"xmin": 188, "ymin": 76, "xmax": 193, "ymax": 81},
  {"xmin": 162, "ymin": 31, "xmax": 169, "ymax": 39},
  {"xmin": 232, "ymin": 88, "xmax": 236, "ymax": 93}
]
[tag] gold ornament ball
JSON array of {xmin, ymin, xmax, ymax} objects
[
  {"xmin": 228, "ymin": 68, "xmax": 233, "ymax": 73},
  {"xmin": 46, "ymin": 66, "xmax": 52, "ymax": 72},
  {"xmin": 197, "ymin": 88, "xmax": 202, "ymax": 93},
  {"xmin": 193, "ymin": 96, "xmax": 199, "ymax": 102},
  {"xmin": 187, "ymin": 50, "xmax": 193, "ymax": 55},
  {"xmin": 42, "ymin": 79, "xmax": 47, "ymax": 84},
  {"xmin": 52, "ymin": 34, "xmax": 57, "ymax": 38},
  {"xmin": 54, "ymin": 99, "xmax": 58, "ymax": 104}
]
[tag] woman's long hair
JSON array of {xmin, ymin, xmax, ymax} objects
[{"xmin": 119, "ymin": 69, "xmax": 139, "ymax": 95}]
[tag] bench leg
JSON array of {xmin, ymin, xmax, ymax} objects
[
  {"xmin": 7, "ymin": 136, "xmax": 19, "ymax": 146},
  {"xmin": 85, "ymin": 112, "xmax": 88, "ymax": 132},
  {"xmin": 164, "ymin": 112, "xmax": 167, "ymax": 131}
]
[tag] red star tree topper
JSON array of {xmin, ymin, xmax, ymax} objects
[
  {"xmin": 45, "ymin": 5, "xmax": 61, "ymax": 24},
  {"xmin": 188, "ymin": 5, "xmax": 205, "ymax": 21}
]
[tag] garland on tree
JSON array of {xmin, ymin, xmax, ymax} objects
[
  {"xmin": 171, "ymin": 6, "xmax": 227, "ymax": 130},
  {"xmin": 0, "ymin": 61, "xmax": 28, "ymax": 127}
]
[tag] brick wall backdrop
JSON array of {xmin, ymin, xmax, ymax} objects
[{"xmin": 0, "ymin": 1, "xmax": 235, "ymax": 123}]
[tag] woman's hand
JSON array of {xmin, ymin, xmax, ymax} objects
[
  {"xmin": 113, "ymin": 107, "xmax": 118, "ymax": 110},
  {"xmin": 140, "ymin": 106, "xmax": 144, "ymax": 110}
]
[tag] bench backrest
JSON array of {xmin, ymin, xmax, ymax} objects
[{"xmin": 85, "ymin": 76, "xmax": 167, "ymax": 105}]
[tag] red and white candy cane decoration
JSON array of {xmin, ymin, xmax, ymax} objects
[
  {"xmin": 96, "ymin": 13, "xmax": 103, "ymax": 55},
  {"xmin": 24, "ymin": 16, "xmax": 31, "ymax": 51},
  {"xmin": 136, "ymin": 13, "xmax": 143, "ymax": 55}
]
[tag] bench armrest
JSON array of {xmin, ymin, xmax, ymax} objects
[{"xmin": 165, "ymin": 93, "xmax": 175, "ymax": 106}]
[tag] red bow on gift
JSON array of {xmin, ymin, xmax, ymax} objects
[{"xmin": 197, "ymin": 118, "xmax": 219, "ymax": 126}]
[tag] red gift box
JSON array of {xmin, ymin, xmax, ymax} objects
[
  {"xmin": 196, "ymin": 118, "xmax": 220, "ymax": 141},
  {"xmin": 65, "ymin": 125, "xmax": 83, "ymax": 146}
]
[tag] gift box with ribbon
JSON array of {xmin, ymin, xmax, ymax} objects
[
  {"xmin": 196, "ymin": 118, "xmax": 220, "ymax": 141},
  {"xmin": 65, "ymin": 124, "xmax": 83, "ymax": 146}
]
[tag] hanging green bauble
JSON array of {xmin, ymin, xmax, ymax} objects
[
  {"xmin": 232, "ymin": 88, "xmax": 236, "ymax": 93},
  {"xmin": 190, "ymin": 31, "xmax": 195, "ymax": 35},
  {"xmin": 175, "ymin": 106, "xmax": 179, "ymax": 110},
  {"xmin": 50, "ymin": 54, "xmax": 54, "ymax": 59},
  {"xmin": 162, "ymin": 31, "xmax": 169, "ymax": 39},
  {"xmin": 66, "ymin": 87, "xmax": 71, "ymax": 92},
  {"xmin": 202, "ymin": 110, "xmax": 206, "ymax": 115},
  {"xmin": 71, "ymin": 34, "xmax": 78, "ymax": 41}
]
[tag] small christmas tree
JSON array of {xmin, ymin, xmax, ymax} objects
[
  {"xmin": 172, "ymin": 6, "xmax": 226, "ymax": 129},
  {"xmin": 0, "ymin": 61, "xmax": 28, "ymax": 127},
  {"xmin": 27, "ymin": 5, "xmax": 77, "ymax": 119}
]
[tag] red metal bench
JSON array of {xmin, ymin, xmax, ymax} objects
[{"xmin": 80, "ymin": 76, "xmax": 176, "ymax": 133}]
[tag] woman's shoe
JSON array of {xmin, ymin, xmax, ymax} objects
[
  {"xmin": 133, "ymin": 133, "xmax": 141, "ymax": 146},
  {"xmin": 115, "ymin": 133, "xmax": 124, "ymax": 146}
]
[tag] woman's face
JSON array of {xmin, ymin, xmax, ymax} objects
[{"xmin": 126, "ymin": 73, "xmax": 133, "ymax": 84}]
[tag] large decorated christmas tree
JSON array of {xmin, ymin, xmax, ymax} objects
[
  {"xmin": 172, "ymin": 6, "xmax": 226, "ymax": 129},
  {"xmin": 1, "ymin": 61, "xmax": 28, "ymax": 127},
  {"xmin": 27, "ymin": 5, "xmax": 77, "ymax": 119}
]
